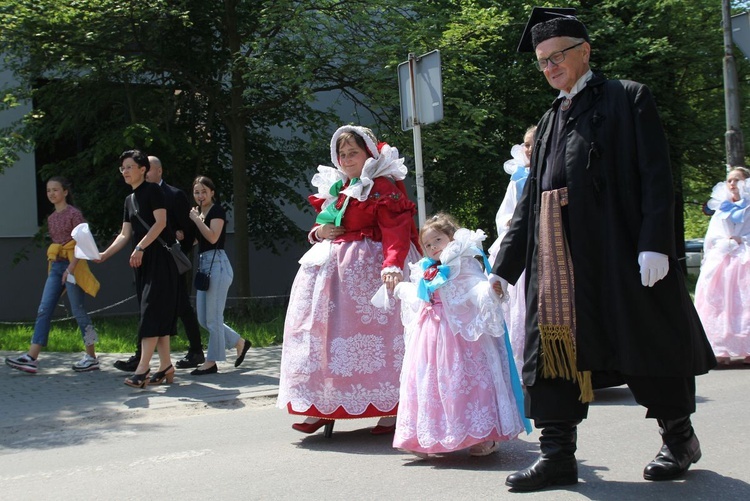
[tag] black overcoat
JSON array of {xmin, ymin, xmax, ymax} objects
[
  {"xmin": 493, "ymin": 73, "xmax": 716, "ymax": 386},
  {"xmin": 161, "ymin": 180, "xmax": 196, "ymax": 255}
]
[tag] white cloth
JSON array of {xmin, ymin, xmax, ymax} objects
[
  {"xmin": 71, "ymin": 223, "xmax": 100, "ymax": 260},
  {"xmin": 488, "ymin": 179, "xmax": 523, "ymax": 264}
]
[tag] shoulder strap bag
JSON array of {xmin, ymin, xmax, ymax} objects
[{"xmin": 127, "ymin": 193, "xmax": 192, "ymax": 274}]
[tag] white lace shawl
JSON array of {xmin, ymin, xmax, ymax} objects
[{"xmin": 395, "ymin": 228, "xmax": 507, "ymax": 342}]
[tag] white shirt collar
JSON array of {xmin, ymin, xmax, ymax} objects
[{"xmin": 558, "ymin": 70, "xmax": 594, "ymax": 100}]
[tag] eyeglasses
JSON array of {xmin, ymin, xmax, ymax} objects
[
  {"xmin": 535, "ymin": 42, "xmax": 584, "ymax": 72},
  {"xmin": 119, "ymin": 165, "xmax": 136, "ymax": 173}
]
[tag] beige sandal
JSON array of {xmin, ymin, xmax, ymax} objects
[{"xmin": 469, "ymin": 440, "xmax": 500, "ymax": 457}]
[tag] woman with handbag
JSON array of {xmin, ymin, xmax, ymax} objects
[
  {"xmin": 188, "ymin": 175, "xmax": 251, "ymax": 375},
  {"xmin": 98, "ymin": 150, "xmax": 178, "ymax": 388}
]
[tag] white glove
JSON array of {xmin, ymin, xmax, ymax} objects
[
  {"xmin": 488, "ymin": 273, "xmax": 509, "ymax": 298},
  {"xmin": 638, "ymin": 251, "xmax": 669, "ymax": 287}
]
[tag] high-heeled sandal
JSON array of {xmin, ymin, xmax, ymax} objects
[
  {"xmin": 124, "ymin": 369, "xmax": 151, "ymax": 388},
  {"xmin": 149, "ymin": 365, "xmax": 175, "ymax": 385},
  {"xmin": 292, "ymin": 419, "xmax": 335, "ymax": 437}
]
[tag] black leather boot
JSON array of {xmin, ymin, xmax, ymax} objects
[
  {"xmin": 643, "ymin": 416, "xmax": 702, "ymax": 481},
  {"xmin": 506, "ymin": 421, "xmax": 580, "ymax": 491}
]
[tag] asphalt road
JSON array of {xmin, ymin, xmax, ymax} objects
[{"xmin": 1, "ymin": 349, "xmax": 748, "ymax": 500}]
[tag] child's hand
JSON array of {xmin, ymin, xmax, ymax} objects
[
  {"xmin": 488, "ymin": 273, "xmax": 508, "ymax": 298},
  {"xmin": 382, "ymin": 271, "xmax": 402, "ymax": 291}
]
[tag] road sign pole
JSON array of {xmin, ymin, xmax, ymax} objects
[
  {"xmin": 408, "ymin": 53, "xmax": 427, "ymax": 227},
  {"xmin": 413, "ymin": 123, "xmax": 426, "ymax": 227}
]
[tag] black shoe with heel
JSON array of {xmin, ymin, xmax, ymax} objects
[
  {"xmin": 124, "ymin": 369, "xmax": 151, "ymax": 388},
  {"xmin": 150, "ymin": 365, "xmax": 175, "ymax": 385}
]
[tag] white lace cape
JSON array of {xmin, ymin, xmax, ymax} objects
[{"xmin": 394, "ymin": 228, "xmax": 507, "ymax": 342}]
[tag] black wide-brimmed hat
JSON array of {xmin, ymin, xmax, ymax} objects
[{"xmin": 517, "ymin": 6, "xmax": 589, "ymax": 53}]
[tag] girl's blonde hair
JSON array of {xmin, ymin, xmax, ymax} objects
[
  {"xmin": 419, "ymin": 212, "xmax": 460, "ymax": 250},
  {"xmin": 729, "ymin": 166, "xmax": 750, "ymax": 179}
]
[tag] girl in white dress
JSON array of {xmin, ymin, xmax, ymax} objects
[{"xmin": 694, "ymin": 167, "xmax": 750, "ymax": 366}]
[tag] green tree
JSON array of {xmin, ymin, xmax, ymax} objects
[
  {"xmin": 372, "ymin": 0, "xmax": 750, "ymax": 248},
  {"xmin": 0, "ymin": 0, "xmax": 413, "ymax": 295}
]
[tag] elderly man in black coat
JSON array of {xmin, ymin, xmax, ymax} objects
[{"xmin": 492, "ymin": 7, "xmax": 716, "ymax": 492}]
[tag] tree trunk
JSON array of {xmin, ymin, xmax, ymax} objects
[
  {"xmin": 225, "ymin": 0, "xmax": 250, "ymax": 297},
  {"xmin": 229, "ymin": 117, "xmax": 250, "ymax": 297}
]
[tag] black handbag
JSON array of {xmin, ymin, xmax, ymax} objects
[
  {"xmin": 194, "ymin": 249, "xmax": 216, "ymax": 291},
  {"xmin": 127, "ymin": 194, "xmax": 192, "ymax": 274}
]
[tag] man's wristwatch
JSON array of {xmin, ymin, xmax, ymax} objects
[{"xmin": 135, "ymin": 245, "xmax": 145, "ymax": 252}]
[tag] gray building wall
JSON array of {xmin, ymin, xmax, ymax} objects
[
  {"xmin": 0, "ymin": 233, "xmax": 308, "ymax": 322},
  {"xmin": 0, "ymin": 70, "xmax": 397, "ymax": 322}
]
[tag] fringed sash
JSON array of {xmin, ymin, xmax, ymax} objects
[{"xmin": 538, "ymin": 188, "xmax": 593, "ymax": 403}]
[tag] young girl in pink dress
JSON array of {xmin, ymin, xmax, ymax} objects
[
  {"xmin": 694, "ymin": 166, "xmax": 750, "ymax": 366},
  {"xmin": 393, "ymin": 213, "xmax": 528, "ymax": 458}
]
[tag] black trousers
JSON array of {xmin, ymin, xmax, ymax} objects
[{"xmin": 526, "ymin": 372, "xmax": 697, "ymax": 422}]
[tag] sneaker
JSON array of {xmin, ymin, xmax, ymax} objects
[
  {"xmin": 5, "ymin": 353, "xmax": 38, "ymax": 374},
  {"xmin": 72, "ymin": 354, "xmax": 100, "ymax": 372}
]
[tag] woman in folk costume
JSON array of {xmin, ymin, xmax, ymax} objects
[
  {"xmin": 694, "ymin": 166, "xmax": 750, "ymax": 366},
  {"xmin": 393, "ymin": 213, "xmax": 529, "ymax": 458},
  {"xmin": 277, "ymin": 125, "xmax": 421, "ymax": 436}
]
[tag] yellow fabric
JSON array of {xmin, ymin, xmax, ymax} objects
[
  {"xmin": 537, "ymin": 188, "xmax": 593, "ymax": 403},
  {"xmin": 47, "ymin": 241, "xmax": 100, "ymax": 297}
]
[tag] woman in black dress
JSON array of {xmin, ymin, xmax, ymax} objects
[{"xmin": 99, "ymin": 150, "xmax": 179, "ymax": 387}]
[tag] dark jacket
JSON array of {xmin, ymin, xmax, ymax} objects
[
  {"xmin": 161, "ymin": 181, "xmax": 196, "ymax": 255},
  {"xmin": 493, "ymin": 73, "xmax": 716, "ymax": 386}
]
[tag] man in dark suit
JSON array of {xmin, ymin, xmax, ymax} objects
[
  {"xmin": 491, "ymin": 7, "xmax": 715, "ymax": 492},
  {"xmin": 113, "ymin": 156, "xmax": 205, "ymax": 371}
]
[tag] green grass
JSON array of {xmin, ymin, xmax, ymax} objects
[{"xmin": 0, "ymin": 305, "xmax": 285, "ymax": 353}]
